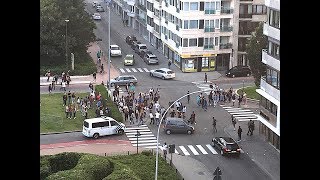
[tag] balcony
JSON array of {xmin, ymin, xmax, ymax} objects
[
  {"xmin": 220, "ymin": 8, "xmax": 233, "ymax": 14},
  {"xmin": 262, "ymin": 49, "xmax": 280, "ymax": 71},
  {"xmin": 165, "ymin": 2, "xmax": 168, "ymax": 7},
  {"xmin": 176, "ymin": 25, "xmax": 180, "ymax": 31},
  {"xmin": 176, "ymin": 41, "xmax": 180, "ymax": 48},
  {"xmin": 204, "ymin": 27, "xmax": 215, "ymax": 32},
  {"xmin": 176, "ymin": 8, "xmax": 180, "ymax": 13},
  {"xmin": 205, "ymin": 10, "xmax": 215, "ymax": 14},
  {"xmin": 165, "ymin": 19, "xmax": 168, "ymax": 24},
  {"xmin": 137, "ymin": 4, "xmax": 147, "ymax": 12},
  {"xmin": 137, "ymin": 16, "xmax": 146, "ymax": 24},
  {"xmin": 204, "ymin": 45, "xmax": 214, "ymax": 50},
  {"xmin": 239, "ymin": 14, "xmax": 252, "ymax": 18},
  {"xmin": 165, "ymin": 35, "xmax": 168, "ymax": 40},
  {"xmin": 220, "ymin": 26, "xmax": 233, "ymax": 32},
  {"xmin": 260, "ymin": 78, "xmax": 280, "ymax": 101},
  {"xmin": 219, "ymin": 43, "xmax": 232, "ymax": 49}
]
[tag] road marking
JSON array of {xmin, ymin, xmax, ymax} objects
[
  {"xmin": 119, "ymin": 68, "xmax": 125, "ymax": 73},
  {"xmin": 143, "ymin": 68, "xmax": 149, "ymax": 72},
  {"xmin": 124, "ymin": 129, "xmax": 151, "ymax": 133},
  {"xmin": 175, "ymin": 149, "xmax": 179, "ymax": 154},
  {"xmin": 126, "ymin": 134, "xmax": 155, "ymax": 138},
  {"xmin": 179, "ymin": 146, "xmax": 190, "ymax": 156},
  {"xmin": 132, "ymin": 143, "xmax": 159, "ymax": 147},
  {"xmin": 125, "ymin": 68, "xmax": 131, "ymax": 72},
  {"xmin": 137, "ymin": 68, "xmax": 143, "ymax": 72},
  {"xmin": 125, "ymin": 131, "xmax": 152, "ymax": 135},
  {"xmin": 196, "ymin": 145, "xmax": 208, "ymax": 154},
  {"xmin": 227, "ymin": 110, "xmax": 252, "ymax": 112},
  {"xmin": 230, "ymin": 112, "xmax": 254, "ymax": 115},
  {"xmin": 234, "ymin": 116, "xmax": 257, "ymax": 119},
  {"xmin": 206, "ymin": 144, "xmax": 218, "ymax": 154},
  {"xmin": 188, "ymin": 145, "xmax": 199, "ymax": 155},
  {"xmin": 144, "ymin": 146, "xmax": 158, "ymax": 149},
  {"xmin": 125, "ymin": 126, "xmax": 149, "ymax": 130},
  {"xmin": 131, "ymin": 140, "xmax": 158, "ymax": 144},
  {"xmin": 131, "ymin": 68, "xmax": 137, "ymax": 72},
  {"xmin": 128, "ymin": 137, "xmax": 156, "ymax": 141},
  {"xmin": 232, "ymin": 114, "xmax": 257, "ymax": 117}
]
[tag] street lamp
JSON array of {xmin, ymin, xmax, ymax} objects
[
  {"xmin": 105, "ymin": 0, "xmax": 111, "ymax": 89},
  {"xmin": 65, "ymin": 19, "xmax": 69, "ymax": 69},
  {"xmin": 154, "ymin": 88, "xmax": 214, "ymax": 180}
]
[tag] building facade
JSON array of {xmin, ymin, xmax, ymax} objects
[{"xmin": 256, "ymin": 0, "xmax": 280, "ymax": 150}]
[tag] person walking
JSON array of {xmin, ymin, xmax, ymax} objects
[
  {"xmin": 182, "ymin": 106, "xmax": 187, "ymax": 119},
  {"xmin": 149, "ymin": 112, "xmax": 154, "ymax": 125},
  {"xmin": 204, "ymin": 72, "xmax": 208, "ymax": 83},
  {"xmin": 212, "ymin": 116, "xmax": 217, "ymax": 133},
  {"xmin": 45, "ymin": 70, "xmax": 51, "ymax": 82},
  {"xmin": 65, "ymin": 105, "xmax": 70, "ymax": 119},
  {"xmin": 238, "ymin": 126, "xmax": 243, "ymax": 141},
  {"xmin": 61, "ymin": 80, "xmax": 66, "ymax": 91},
  {"xmin": 48, "ymin": 84, "xmax": 52, "ymax": 94},
  {"xmin": 189, "ymin": 111, "xmax": 196, "ymax": 124},
  {"xmin": 247, "ymin": 120, "xmax": 253, "ymax": 136},
  {"xmin": 62, "ymin": 93, "xmax": 67, "ymax": 106},
  {"xmin": 93, "ymin": 72, "xmax": 97, "ymax": 83},
  {"xmin": 162, "ymin": 142, "xmax": 168, "ymax": 160},
  {"xmin": 100, "ymin": 63, "xmax": 104, "ymax": 74},
  {"xmin": 155, "ymin": 110, "xmax": 160, "ymax": 126},
  {"xmin": 231, "ymin": 115, "xmax": 236, "ymax": 131},
  {"xmin": 231, "ymin": 93, "xmax": 236, "ymax": 106},
  {"xmin": 187, "ymin": 91, "xmax": 190, "ymax": 104},
  {"xmin": 168, "ymin": 60, "xmax": 172, "ymax": 69},
  {"xmin": 238, "ymin": 94, "xmax": 243, "ymax": 108}
]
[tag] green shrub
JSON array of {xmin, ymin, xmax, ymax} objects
[
  {"xmin": 75, "ymin": 154, "xmax": 114, "ymax": 180},
  {"xmin": 40, "ymin": 156, "xmax": 52, "ymax": 180},
  {"xmin": 46, "ymin": 169, "xmax": 94, "ymax": 180},
  {"xmin": 103, "ymin": 162, "xmax": 141, "ymax": 180},
  {"xmin": 141, "ymin": 150, "xmax": 154, "ymax": 156},
  {"xmin": 95, "ymin": 85, "xmax": 123, "ymax": 122},
  {"xmin": 48, "ymin": 152, "xmax": 81, "ymax": 173}
]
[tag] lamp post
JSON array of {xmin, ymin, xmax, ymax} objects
[
  {"xmin": 154, "ymin": 88, "xmax": 214, "ymax": 180},
  {"xmin": 105, "ymin": 0, "xmax": 111, "ymax": 89},
  {"xmin": 65, "ymin": 19, "xmax": 69, "ymax": 69}
]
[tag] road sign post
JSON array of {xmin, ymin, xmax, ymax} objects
[
  {"xmin": 135, "ymin": 130, "xmax": 141, "ymax": 154},
  {"xmin": 213, "ymin": 167, "xmax": 222, "ymax": 180},
  {"xmin": 169, "ymin": 144, "xmax": 175, "ymax": 166}
]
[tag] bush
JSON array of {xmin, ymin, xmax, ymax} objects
[
  {"xmin": 95, "ymin": 85, "xmax": 123, "ymax": 122},
  {"xmin": 40, "ymin": 156, "xmax": 52, "ymax": 180},
  {"xmin": 48, "ymin": 152, "xmax": 81, "ymax": 173},
  {"xmin": 46, "ymin": 169, "xmax": 94, "ymax": 180},
  {"xmin": 103, "ymin": 162, "xmax": 141, "ymax": 180},
  {"xmin": 141, "ymin": 150, "xmax": 154, "ymax": 156}
]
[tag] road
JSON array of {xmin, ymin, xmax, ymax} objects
[{"xmin": 40, "ymin": 1, "xmax": 276, "ymax": 179}]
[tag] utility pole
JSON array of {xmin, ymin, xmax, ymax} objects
[{"xmin": 65, "ymin": 19, "xmax": 69, "ymax": 70}]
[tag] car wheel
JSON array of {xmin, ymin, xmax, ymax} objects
[
  {"xmin": 162, "ymin": 76, "xmax": 165, "ymax": 80},
  {"xmin": 93, "ymin": 133, "xmax": 99, "ymax": 139},
  {"xmin": 118, "ymin": 129, "xmax": 124, "ymax": 135},
  {"xmin": 187, "ymin": 130, "xmax": 192, "ymax": 135},
  {"xmin": 166, "ymin": 130, "xmax": 171, "ymax": 135},
  {"xmin": 232, "ymin": 74, "xmax": 235, "ymax": 78},
  {"xmin": 150, "ymin": 73, "xmax": 153, "ymax": 77}
]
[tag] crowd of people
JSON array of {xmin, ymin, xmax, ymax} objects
[{"xmin": 46, "ymin": 70, "xmax": 72, "ymax": 93}]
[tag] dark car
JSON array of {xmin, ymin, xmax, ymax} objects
[
  {"xmin": 226, "ymin": 66, "xmax": 251, "ymax": 78},
  {"xmin": 211, "ymin": 137, "xmax": 241, "ymax": 156},
  {"xmin": 131, "ymin": 41, "xmax": 141, "ymax": 50},
  {"xmin": 163, "ymin": 117, "xmax": 194, "ymax": 135},
  {"xmin": 140, "ymin": 50, "xmax": 152, "ymax": 59},
  {"xmin": 126, "ymin": 35, "xmax": 137, "ymax": 45},
  {"xmin": 108, "ymin": 75, "xmax": 138, "ymax": 87}
]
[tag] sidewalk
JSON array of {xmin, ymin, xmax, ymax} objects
[{"xmin": 40, "ymin": 42, "xmax": 120, "ymax": 86}]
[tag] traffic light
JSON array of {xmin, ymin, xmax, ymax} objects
[{"xmin": 169, "ymin": 144, "xmax": 175, "ymax": 154}]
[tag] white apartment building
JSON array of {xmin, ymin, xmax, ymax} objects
[{"xmin": 255, "ymin": 0, "xmax": 280, "ymax": 150}]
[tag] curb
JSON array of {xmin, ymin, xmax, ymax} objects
[
  {"xmin": 40, "ymin": 130, "xmax": 82, "ymax": 135},
  {"xmin": 235, "ymin": 87, "xmax": 260, "ymax": 102}
]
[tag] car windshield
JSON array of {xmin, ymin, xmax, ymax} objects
[
  {"xmin": 83, "ymin": 121, "xmax": 89, "ymax": 128},
  {"xmin": 94, "ymin": 13, "xmax": 100, "ymax": 16},
  {"xmin": 167, "ymin": 71, "xmax": 174, "ymax": 74},
  {"xmin": 111, "ymin": 46, "xmax": 120, "ymax": 50},
  {"xmin": 149, "ymin": 56, "xmax": 157, "ymax": 59},
  {"xmin": 126, "ymin": 56, "xmax": 133, "ymax": 60},
  {"xmin": 140, "ymin": 46, "xmax": 147, "ymax": 49},
  {"xmin": 226, "ymin": 144, "xmax": 239, "ymax": 150}
]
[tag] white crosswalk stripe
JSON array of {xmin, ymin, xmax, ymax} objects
[
  {"xmin": 119, "ymin": 67, "xmax": 150, "ymax": 73},
  {"xmin": 188, "ymin": 145, "xmax": 199, "ymax": 155},
  {"xmin": 125, "ymin": 125, "xmax": 159, "ymax": 148},
  {"xmin": 179, "ymin": 146, "xmax": 190, "ymax": 156},
  {"xmin": 196, "ymin": 145, "xmax": 208, "ymax": 154},
  {"xmin": 192, "ymin": 82, "xmax": 214, "ymax": 95},
  {"xmin": 221, "ymin": 105, "xmax": 258, "ymax": 122}
]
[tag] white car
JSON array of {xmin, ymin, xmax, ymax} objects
[
  {"xmin": 92, "ymin": 13, "xmax": 101, "ymax": 20},
  {"xmin": 110, "ymin": 45, "xmax": 122, "ymax": 56},
  {"xmin": 150, "ymin": 68, "xmax": 175, "ymax": 80}
]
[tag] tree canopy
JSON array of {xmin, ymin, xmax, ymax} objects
[
  {"xmin": 246, "ymin": 22, "xmax": 268, "ymax": 87},
  {"xmin": 40, "ymin": 0, "xmax": 96, "ymax": 62}
]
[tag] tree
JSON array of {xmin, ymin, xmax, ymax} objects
[
  {"xmin": 40, "ymin": 0, "xmax": 96, "ymax": 65},
  {"xmin": 245, "ymin": 22, "xmax": 268, "ymax": 87}
]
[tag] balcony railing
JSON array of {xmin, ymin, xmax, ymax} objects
[
  {"xmin": 176, "ymin": 41, "xmax": 180, "ymax": 48},
  {"xmin": 239, "ymin": 14, "xmax": 252, "ymax": 18},
  {"xmin": 204, "ymin": 10, "xmax": 215, "ymax": 14},
  {"xmin": 204, "ymin": 45, "xmax": 214, "ymax": 50},
  {"xmin": 176, "ymin": 25, "xmax": 180, "ymax": 31},
  {"xmin": 165, "ymin": 2, "xmax": 168, "ymax": 7},
  {"xmin": 137, "ymin": 16, "xmax": 146, "ymax": 24},
  {"xmin": 220, "ymin": 8, "xmax": 233, "ymax": 14},
  {"xmin": 219, "ymin": 43, "xmax": 232, "ymax": 49},
  {"xmin": 204, "ymin": 27, "xmax": 215, "ymax": 32},
  {"xmin": 165, "ymin": 35, "xmax": 168, "ymax": 40},
  {"xmin": 176, "ymin": 8, "xmax": 180, "ymax": 13},
  {"xmin": 137, "ymin": 4, "xmax": 147, "ymax": 12},
  {"xmin": 220, "ymin": 26, "xmax": 233, "ymax": 32}
]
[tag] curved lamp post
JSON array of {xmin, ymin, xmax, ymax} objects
[
  {"xmin": 65, "ymin": 19, "xmax": 69, "ymax": 69},
  {"xmin": 155, "ymin": 88, "xmax": 214, "ymax": 180}
]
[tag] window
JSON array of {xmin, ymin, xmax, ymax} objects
[
  {"xmin": 214, "ymin": 19, "xmax": 220, "ymax": 29},
  {"xmin": 183, "ymin": 2, "xmax": 189, "ymax": 11},
  {"xmin": 252, "ymin": 5, "xmax": 267, "ymax": 15},
  {"xmin": 214, "ymin": 37, "xmax": 219, "ymax": 46},
  {"xmin": 198, "ymin": 37, "xmax": 203, "ymax": 47},
  {"xmin": 200, "ymin": 2, "xmax": 204, "ymax": 11},
  {"xmin": 269, "ymin": 9, "xmax": 280, "ymax": 29},
  {"xmin": 184, "ymin": 20, "xmax": 189, "ymax": 29},
  {"xmin": 204, "ymin": 2, "xmax": 215, "ymax": 14},
  {"xmin": 204, "ymin": 38, "xmax": 214, "ymax": 49},
  {"xmin": 189, "ymin": 38, "xmax": 197, "ymax": 46},
  {"xmin": 83, "ymin": 121, "xmax": 89, "ymax": 128},
  {"xmin": 189, "ymin": 20, "xmax": 198, "ymax": 29},
  {"xmin": 266, "ymin": 67, "xmax": 280, "ymax": 89},
  {"xmin": 110, "ymin": 121, "xmax": 118, "ymax": 126},
  {"xmin": 216, "ymin": 1, "xmax": 220, "ymax": 10},
  {"xmin": 268, "ymin": 40, "xmax": 280, "ymax": 60},
  {"xmin": 190, "ymin": 2, "xmax": 198, "ymax": 10},
  {"xmin": 183, "ymin": 38, "xmax": 188, "ymax": 47}
]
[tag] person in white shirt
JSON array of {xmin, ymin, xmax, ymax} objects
[
  {"xmin": 149, "ymin": 112, "xmax": 154, "ymax": 125},
  {"xmin": 162, "ymin": 142, "xmax": 168, "ymax": 160},
  {"xmin": 155, "ymin": 111, "xmax": 160, "ymax": 126},
  {"xmin": 154, "ymin": 101, "xmax": 160, "ymax": 112},
  {"xmin": 182, "ymin": 106, "xmax": 187, "ymax": 119}
]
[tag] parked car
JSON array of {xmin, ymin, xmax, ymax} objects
[
  {"xmin": 150, "ymin": 68, "xmax": 175, "ymax": 80},
  {"xmin": 108, "ymin": 75, "xmax": 137, "ymax": 87},
  {"xmin": 110, "ymin": 44, "xmax": 122, "ymax": 57},
  {"xmin": 92, "ymin": 13, "xmax": 101, "ymax": 20},
  {"xmin": 163, "ymin": 117, "xmax": 194, "ymax": 135},
  {"xmin": 134, "ymin": 44, "xmax": 147, "ymax": 55},
  {"xmin": 131, "ymin": 41, "xmax": 141, "ymax": 50},
  {"xmin": 226, "ymin": 66, "xmax": 251, "ymax": 78},
  {"xmin": 143, "ymin": 52, "xmax": 159, "ymax": 65},
  {"xmin": 211, "ymin": 137, "xmax": 241, "ymax": 156},
  {"xmin": 123, "ymin": 54, "xmax": 135, "ymax": 66},
  {"xmin": 96, "ymin": 5, "xmax": 104, "ymax": 12},
  {"xmin": 125, "ymin": 35, "xmax": 137, "ymax": 45}
]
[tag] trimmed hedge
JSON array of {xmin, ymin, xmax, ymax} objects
[
  {"xmin": 95, "ymin": 85, "xmax": 123, "ymax": 123},
  {"xmin": 46, "ymin": 169, "xmax": 94, "ymax": 180},
  {"xmin": 40, "ymin": 156, "xmax": 52, "ymax": 180},
  {"xmin": 103, "ymin": 162, "xmax": 141, "ymax": 180},
  {"xmin": 48, "ymin": 152, "xmax": 81, "ymax": 173}
]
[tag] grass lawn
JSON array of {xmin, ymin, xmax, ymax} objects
[
  {"xmin": 40, "ymin": 93, "xmax": 96, "ymax": 133},
  {"xmin": 238, "ymin": 85, "xmax": 259, "ymax": 100}
]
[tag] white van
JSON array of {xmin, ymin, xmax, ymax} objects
[{"xmin": 82, "ymin": 116, "xmax": 126, "ymax": 139}]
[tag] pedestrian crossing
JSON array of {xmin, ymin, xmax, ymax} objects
[
  {"xmin": 221, "ymin": 105, "xmax": 258, "ymax": 122},
  {"xmin": 192, "ymin": 81, "xmax": 214, "ymax": 95},
  {"xmin": 125, "ymin": 125, "xmax": 159, "ymax": 148},
  {"xmin": 119, "ymin": 67, "xmax": 150, "ymax": 73}
]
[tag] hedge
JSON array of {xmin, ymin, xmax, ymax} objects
[
  {"xmin": 103, "ymin": 162, "xmax": 141, "ymax": 180},
  {"xmin": 95, "ymin": 85, "xmax": 123, "ymax": 122},
  {"xmin": 48, "ymin": 152, "xmax": 81, "ymax": 173},
  {"xmin": 46, "ymin": 169, "xmax": 94, "ymax": 180}
]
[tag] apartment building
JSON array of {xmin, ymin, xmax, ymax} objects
[{"xmin": 255, "ymin": 0, "xmax": 280, "ymax": 150}]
